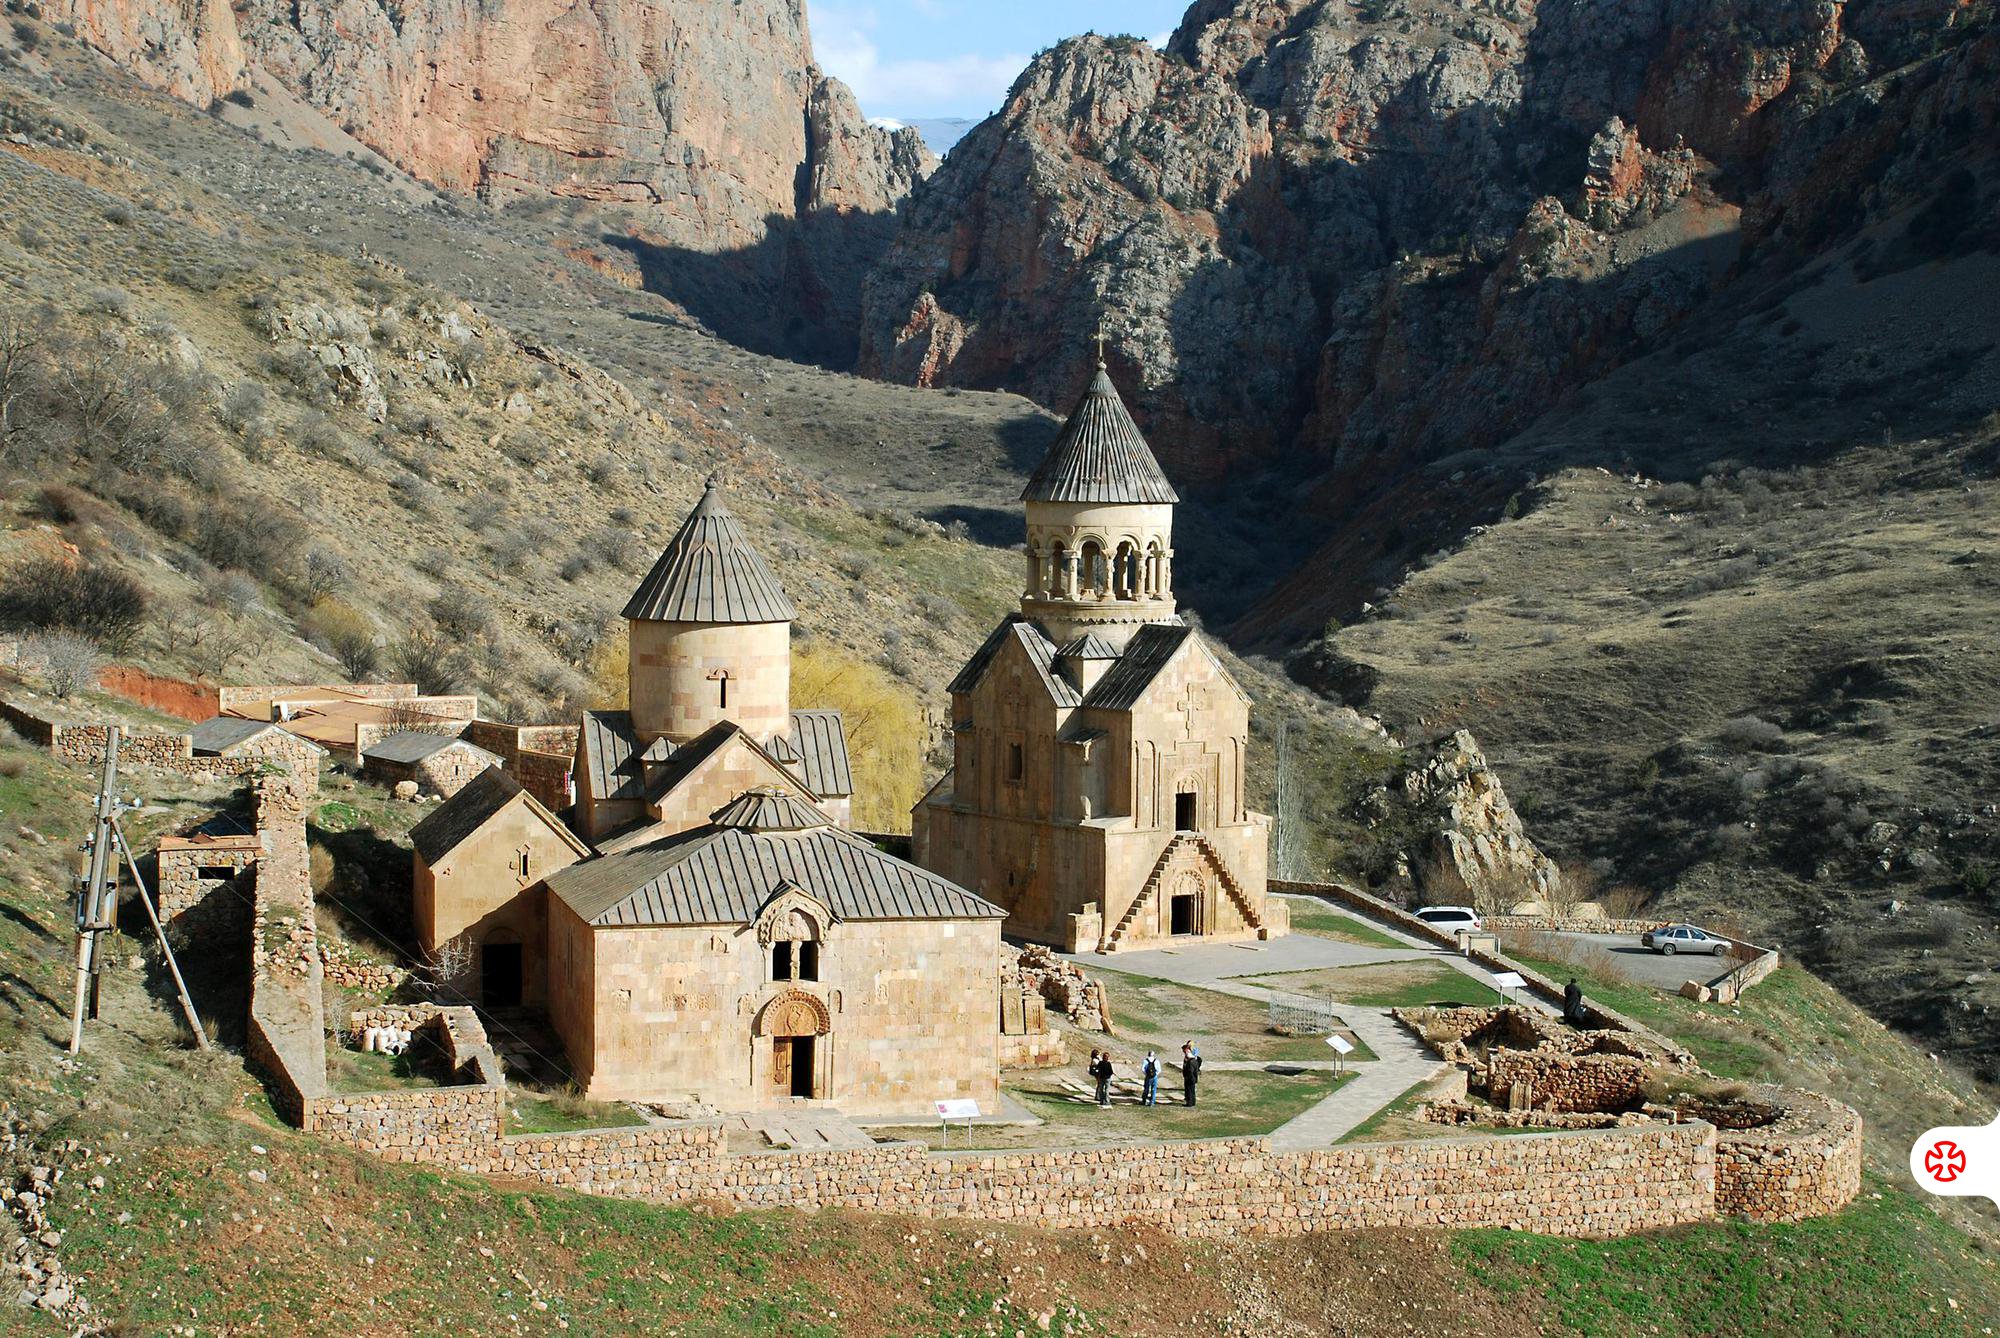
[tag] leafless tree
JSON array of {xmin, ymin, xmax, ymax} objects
[
  {"xmin": 0, "ymin": 309, "xmax": 47, "ymax": 450},
  {"xmin": 26, "ymin": 632, "xmax": 101, "ymax": 699},
  {"xmin": 413, "ymin": 934, "xmax": 473, "ymax": 1000}
]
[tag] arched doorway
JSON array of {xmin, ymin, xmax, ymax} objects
[{"xmin": 756, "ymin": 990, "xmax": 831, "ymax": 1101}]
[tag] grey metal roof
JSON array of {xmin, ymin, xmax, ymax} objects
[
  {"xmin": 1021, "ymin": 364, "xmax": 1180, "ymax": 505},
  {"xmin": 362, "ymin": 731, "xmax": 496, "ymax": 766},
  {"xmin": 188, "ymin": 716, "xmax": 281, "ymax": 755},
  {"xmin": 948, "ymin": 616, "xmax": 1082, "ymax": 707},
  {"xmin": 622, "ymin": 477, "xmax": 797, "ymax": 624},
  {"xmin": 784, "ymin": 710, "xmax": 852, "ymax": 798},
  {"xmin": 1057, "ymin": 633, "xmax": 1121, "ymax": 660},
  {"xmin": 1080, "ymin": 623, "xmax": 1195, "ymax": 711},
  {"xmin": 580, "ymin": 711, "xmax": 646, "ymax": 801},
  {"xmin": 408, "ymin": 765, "xmax": 589, "ymax": 866},
  {"xmin": 709, "ymin": 788, "xmax": 833, "ymax": 832},
  {"xmin": 547, "ymin": 823, "xmax": 1005, "ymax": 928}
]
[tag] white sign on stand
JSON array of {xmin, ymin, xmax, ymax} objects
[
  {"xmin": 936, "ymin": 1098, "xmax": 980, "ymax": 1146},
  {"xmin": 1326, "ymin": 1032, "xmax": 1355, "ymax": 1076},
  {"xmin": 1491, "ymin": 970, "xmax": 1526, "ymax": 1003}
]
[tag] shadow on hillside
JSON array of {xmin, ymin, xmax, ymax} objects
[{"xmin": 603, "ymin": 203, "xmax": 902, "ymax": 370}]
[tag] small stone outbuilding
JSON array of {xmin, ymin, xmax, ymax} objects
[
  {"xmin": 188, "ymin": 716, "xmax": 328, "ymax": 773},
  {"xmin": 409, "ymin": 765, "xmax": 592, "ymax": 1008},
  {"xmin": 362, "ymin": 732, "xmax": 501, "ymax": 798}
]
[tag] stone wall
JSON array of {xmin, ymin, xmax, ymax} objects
[
  {"xmin": 217, "ymin": 683, "xmax": 418, "ymax": 711},
  {"xmin": 1484, "ymin": 915, "xmax": 1668, "ymax": 935},
  {"xmin": 464, "ymin": 720, "xmax": 579, "ymax": 812},
  {"xmin": 155, "ymin": 833, "xmax": 260, "ymax": 935},
  {"xmin": 1487, "ymin": 1050, "xmax": 1652, "ymax": 1114},
  {"xmin": 1, "ymin": 700, "xmax": 321, "ymax": 787},
  {"xmin": 244, "ymin": 776, "xmax": 328, "ymax": 1123},
  {"xmin": 1712, "ymin": 1089, "xmax": 1865, "ymax": 1223}
]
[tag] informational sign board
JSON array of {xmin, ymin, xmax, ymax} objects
[
  {"xmin": 1325, "ymin": 1035, "xmax": 1355, "ymax": 1055},
  {"xmin": 936, "ymin": 1098, "xmax": 980, "ymax": 1120},
  {"xmin": 1491, "ymin": 971, "xmax": 1527, "ymax": 991}
]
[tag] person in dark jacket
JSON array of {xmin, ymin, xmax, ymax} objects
[
  {"xmin": 1180, "ymin": 1041, "xmax": 1202, "ymax": 1107},
  {"xmin": 1563, "ymin": 978, "xmax": 1584, "ymax": 1026},
  {"xmin": 1090, "ymin": 1050, "xmax": 1114, "ymax": 1107}
]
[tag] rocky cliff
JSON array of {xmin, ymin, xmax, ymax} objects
[
  {"xmin": 859, "ymin": 0, "xmax": 1997, "ymax": 640},
  {"xmin": 43, "ymin": 0, "xmax": 931, "ymax": 338}
]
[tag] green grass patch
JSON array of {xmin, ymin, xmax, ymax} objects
[
  {"xmin": 325, "ymin": 1044, "xmax": 432, "ymax": 1095},
  {"xmin": 1453, "ymin": 1178, "xmax": 2000, "ymax": 1336},
  {"xmin": 1241, "ymin": 960, "xmax": 1503, "ymax": 1010},
  {"xmin": 1098, "ymin": 970, "xmax": 1366, "ymax": 1062},
  {"xmin": 506, "ymin": 1092, "xmax": 646, "ymax": 1136},
  {"xmin": 1009, "ymin": 1067, "xmax": 1343, "ymax": 1141},
  {"xmin": 1279, "ymin": 897, "xmax": 1410, "ymax": 948}
]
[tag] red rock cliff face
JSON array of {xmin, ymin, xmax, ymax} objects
[
  {"xmin": 47, "ymin": 0, "xmax": 930, "ymax": 261},
  {"xmin": 858, "ymin": 0, "xmax": 1992, "ymax": 639}
]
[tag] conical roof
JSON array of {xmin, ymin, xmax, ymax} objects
[
  {"xmin": 709, "ymin": 787, "xmax": 832, "ymax": 833},
  {"xmin": 1021, "ymin": 364, "xmax": 1180, "ymax": 505},
  {"xmin": 622, "ymin": 477, "xmax": 797, "ymax": 623}
]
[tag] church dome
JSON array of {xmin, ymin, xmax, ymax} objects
[
  {"xmin": 623, "ymin": 476, "xmax": 798, "ymax": 623},
  {"xmin": 709, "ymin": 787, "xmax": 833, "ymax": 833}
]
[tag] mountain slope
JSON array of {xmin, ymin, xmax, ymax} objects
[{"xmin": 859, "ymin": 0, "xmax": 1999, "ymax": 636}]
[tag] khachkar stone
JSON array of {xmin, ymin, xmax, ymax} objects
[{"xmin": 914, "ymin": 345, "xmax": 1282, "ymax": 954}]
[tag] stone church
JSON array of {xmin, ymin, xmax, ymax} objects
[
  {"xmin": 411, "ymin": 481, "xmax": 1006, "ymax": 1114},
  {"xmin": 914, "ymin": 358, "xmax": 1283, "ymax": 953}
]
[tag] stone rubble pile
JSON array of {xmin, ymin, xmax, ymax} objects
[
  {"xmin": 1, "ymin": 1105, "xmax": 91, "ymax": 1323},
  {"xmin": 1010, "ymin": 945, "xmax": 1109, "ymax": 1032}
]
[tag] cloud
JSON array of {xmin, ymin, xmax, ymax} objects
[{"xmin": 814, "ymin": 5, "xmax": 1027, "ymax": 118}]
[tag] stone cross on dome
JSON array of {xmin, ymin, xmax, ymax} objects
[{"xmin": 1093, "ymin": 320, "xmax": 1108, "ymax": 368}]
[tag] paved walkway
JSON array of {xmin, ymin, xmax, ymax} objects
[{"xmin": 1059, "ymin": 900, "xmax": 1556, "ymax": 1147}]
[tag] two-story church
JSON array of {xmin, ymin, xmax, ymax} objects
[{"xmin": 914, "ymin": 356, "xmax": 1284, "ymax": 953}]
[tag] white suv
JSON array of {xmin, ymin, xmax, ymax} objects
[{"xmin": 1415, "ymin": 905, "xmax": 1482, "ymax": 933}]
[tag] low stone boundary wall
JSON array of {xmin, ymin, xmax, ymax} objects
[
  {"xmin": 2, "ymin": 699, "xmax": 321, "ymax": 787},
  {"xmin": 216, "ymin": 683, "xmax": 418, "ymax": 711},
  {"xmin": 244, "ymin": 776, "xmax": 328, "ymax": 1123},
  {"xmin": 1484, "ymin": 915, "xmax": 1667, "ymax": 935}
]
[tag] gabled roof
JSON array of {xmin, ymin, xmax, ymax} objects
[
  {"xmin": 948, "ymin": 616, "xmax": 1082, "ymax": 708},
  {"xmin": 362, "ymin": 731, "xmax": 496, "ymax": 766},
  {"xmin": 1057, "ymin": 633, "xmax": 1121, "ymax": 660},
  {"xmin": 1078, "ymin": 621, "xmax": 1247, "ymax": 712},
  {"xmin": 784, "ymin": 710, "xmax": 852, "ymax": 798},
  {"xmin": 1021, "ymin": 364, "xmax": 1179, "ymax": 505},
  {"xmin": 409, "ymin": 765, "xmax": 588, "ymax": 867},
  {"xmin": 547, "ymin": 822, "xmax": 1005, "ymax": 928},
  {"xmin": 710, "ymin": 787, "xmax": 833, "ymax": 832},
  {"xmin": 579, "ymin": 710, "xmax": 647, "ymax": 802},
  {"xmin": 188, "ymin": 716, "xmax": 284, "ymax": 755},
  {"xmin": 622, "ymin": 477, "xmax": 797, "ymax": 624}
]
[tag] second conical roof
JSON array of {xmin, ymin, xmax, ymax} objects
[
  {"xmin": 623, "ymin": 478, "xmax": 798, "ymax": 623},
  {"xmin": 1021, "ymin": 364, "xmax": 1180, "ymax": 505}
]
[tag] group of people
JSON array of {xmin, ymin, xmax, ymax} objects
[{"xmin": 1086, "ymin": 1041, "xmax": 1203, "ymax": 1109}]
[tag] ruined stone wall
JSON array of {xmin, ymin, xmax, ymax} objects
[
  {"xmin": 1712, "ymin": 1090, "xmax": 1865, "ymax": 1223},
  {"xmin": 243, "ymin": 776, "xmax": 328, "ymax": 1121},
  {"xmin": 217, "ymin": 683, "xmax": 418, "ymax": 711},
  {"xmin": 463, "ymin": 720, "xmax": 577, "ymax": 811},
  {"xmin": 1487, "ymin": 1050, "xmax": 1653, "ymax": 1114}
]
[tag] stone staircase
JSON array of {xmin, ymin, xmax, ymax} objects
[{"xmin": 1100, "ymin": 832, "xmax": 1263, "ymax": 952}]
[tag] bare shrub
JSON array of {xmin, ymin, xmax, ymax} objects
[
  {"xmin": 1718, "ymin": 715, "xmax": 1785, "ymax": 750},
  {"xmin": 192, "ymin": 495, "xmax": 293, "ymax": 575},
  {"xmin": 391, "ymin": 626, "xmax": 472, "ymax": 695},
  {"xmin": 24, "ymin": 632, "xmax": 101, "ymax": 698},
  {"xmin": 0, "ymin": 556, "xmax": 148, "ymax": 649},
  {"xmin": 298, "ymin": 548, "xmax": 352, "ymax": 604},
  {"xmin": 427, "ymin": 587, "xmax": 495, "ymax": 640}
]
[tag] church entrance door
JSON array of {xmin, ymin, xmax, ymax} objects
[
  {"xmin": 774, "ymin": 1036, "xmax": 815, "ymax": 1098},
  {"xmin": 1175, "ymin": 792, "xmax": 1198, "ymax": 831},
  {"xmin": 1171, "ymin": 894, "xmax": 1197, "ymax": 936}
]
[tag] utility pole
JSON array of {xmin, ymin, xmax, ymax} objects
[
  {"xmin": 64, "ymin": 726, "xmax": 210, "ymax": 1054},
  {"xmin": 68, "ymin": 727, "xmax": 121, "ymax": 1055}
]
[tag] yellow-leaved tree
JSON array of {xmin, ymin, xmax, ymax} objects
[
  {"xmin": 587, "ymin": 627, "xmax": 922, "ymax": 832},
  {"xmin": 790, "ymin": 644, "xmax": 922, "ymax": 833}
]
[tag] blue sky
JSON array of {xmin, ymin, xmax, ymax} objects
[{"xmin": 813, "ymin": 2, "xmax": 1190, "ymax": 122}]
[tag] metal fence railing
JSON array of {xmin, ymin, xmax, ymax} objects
[{"xmin": 1268, "ymin": 991, "xmax": 1341, "ymax": 1036}]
